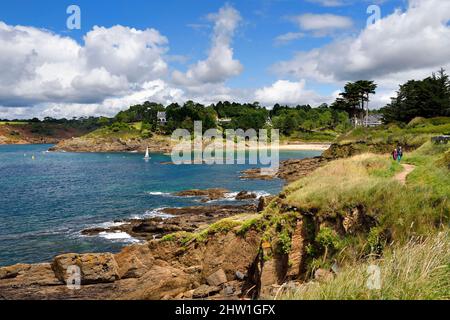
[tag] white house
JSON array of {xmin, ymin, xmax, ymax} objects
[{"xmin": 157, "ymin": 112, "xmax": 167, "ymax": 125}]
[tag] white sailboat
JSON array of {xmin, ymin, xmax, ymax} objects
[{"xmin": 144, "ymin": 147, "xmax": 151, "ymax": 161}]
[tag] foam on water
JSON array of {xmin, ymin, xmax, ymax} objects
[{"xmin": 98, "ymin": 231, "xmax": 140, "ymax": 243}]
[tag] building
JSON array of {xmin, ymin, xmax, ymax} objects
[
  {"xmin": 157, "ymin": 112, "xmax": 167, "ymax": 125},
  {"xmin": 364, "ymin": 114, "xmax": 383, "ymax": 127},
  {"xmin": 351, "ymin": 114, "xmax": 383, "ymax": 127}
]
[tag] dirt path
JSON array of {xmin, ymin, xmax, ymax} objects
[{"xmin": 394, "ymin": 164, "xmax": 416, "ymax": 185}]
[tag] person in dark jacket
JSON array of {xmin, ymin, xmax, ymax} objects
[
  {"xmin": 397, "ymin": 146, "xmax": 403, "ymax": 163},
  {"xmin": 392, "ymin": 149, "xmax": 398, "ymax": 161}
]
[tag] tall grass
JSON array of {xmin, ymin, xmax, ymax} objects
[
  {"xmin": 284, "ymin": 146, "xmax": 449, "ymax": 242},
  {"xmin": 280, "ymin": 232, "xmax": 450, "ymax": 300}
]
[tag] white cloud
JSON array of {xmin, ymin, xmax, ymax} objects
[
  {"xmin": 273, "ymin": 0, "xmax": 450, "ymax": 107},
  {"xmin": 274, "ymin": 32, "xmax": 304, "ymax": 45},
  {"xmin": 254, "ymin": 80, "xmax": 327, "ymax": 106},
  {"xmin": 0, "ymin": 22, "xmax": 169, "ymax": 108},
  {"xmin": 172, "ymin": 4, "xmax": 243, "ymax": 86},
  {"xmin": 83, "ymin": 25, "xmax": 168, "ymax": 83},
  {"xmin": 293, "ymin": 13, "xmax": 353, "ymax": 35},
  {"xmin": 307, "ymin": 0, "xmax": 349, "ymax": 7}
]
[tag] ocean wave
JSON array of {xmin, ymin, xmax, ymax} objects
[
  {"xmin": 131, "ymin": 207, "xmax": 175, "ymax": 220},
  {"xmin": 94, "ymin": 221, "xmax": 129, "ymax": 228},
  {"xmin": 98, "ymin": 231, "xmax": 140, "ymax": 243},
  {"xmin": 147, "ymin": 191, "xmax": 173, "ymax": 197},
  {"xmin": 204, "ymin": 190, "xmax": 271, "ymax": 203}
]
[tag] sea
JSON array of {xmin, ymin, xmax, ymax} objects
[{"xmin": 0, "ymin": 144, "xmax": 321, "ymax": 266}]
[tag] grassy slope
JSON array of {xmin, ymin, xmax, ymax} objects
[
  {"xmin": 278, "ymin": 141, "xmax": 449, "ymax": 299},
  {"xmin": 149, "ymin": 122, "xmax": 450, "ymax": 299}
]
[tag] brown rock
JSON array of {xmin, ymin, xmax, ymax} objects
[
  {"xmin": 52, "ymin": 253, "xmax": 120, "ymax": 285},
  {"xmin": 0, "ymin": 264, "xmax": 31, "ymax": 280},
  {"xmin": 114, "ymin": 245, "xmax": 155, "ymax": 279},
  {"xmin": 206, "ymin": 269, "xmax": 228, "ymax": 286},
  {"xmin": 174, "ymin": 188, "xmax": 229, "ymax": 202},
  {"xmin": 235, "ymin": 191, "xmax": 257, "ymax": 200},
  {"xmin": 192, "ymin": 284, "xmax": 221, "ymax": 299},
  {"xmin": 122, "ymin": 264, "xmax": 191, "ymax": 300},
  {"xmin": 286, "ymin": 220, "xmax": 305, "ymax": 278}
]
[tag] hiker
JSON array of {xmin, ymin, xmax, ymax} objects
[
  {"xmin": 397, "ymin": 146, "xmax": 403, "ymax": 163},
  {"xmin": 392, "ymin": 149, "xmax": 398, "ymax": 161}
]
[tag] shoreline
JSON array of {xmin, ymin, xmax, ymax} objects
[{"xmin": 2, "ymin": 141, "xmax": 332, "ymax": 152}]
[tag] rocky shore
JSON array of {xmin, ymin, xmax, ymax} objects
[
  {"xmin": 49, "ymin": 136, "xmax": 173, "ymax": 153},
  {"xmin": 0, "ymin": 156, "xmax": 324, "ymax": 300},
  {"xmin": 240, "ymin": 157, "xmax": 328, "ymax": 182},
  {"xmin": 81, "ymin": 203, "xmax": 259, "ymax": 241}
]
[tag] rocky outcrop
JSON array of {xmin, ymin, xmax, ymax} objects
[
  {"xmin": 235, "ymin": 191, "xmax": 257, "ymax": 200},
  {"xmin": 241, "ymin": 157, "xmax": 328, "ymax": 182},
  {"xmin": 174, "ymin": 188, "xmax": 230, "ymax": 202},
  {"xmin": 49, "ymin": 136, "xmax": 172, "ymax": 153},
  {"xmin": 0, "ymin": 229, "xmax": 262, "ymax": 300},
  {"xmin": 81, "ymin": 204, "xmax": 257, "ymax": 241},
  {"xmin": 52, "ymin": 253, "xmax": 120, "ymax": 285},
  {"xmin": 0, "ymin": 123, "xmax": 89, "ymax": 145}
]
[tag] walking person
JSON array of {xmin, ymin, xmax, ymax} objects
[
  {"xmin": 397, "ymin": 146, "xmax": 403, "ymax": 163},
  {"xmin": 392, "ymin": 148, "xmax": 398, "ymax": 161}
]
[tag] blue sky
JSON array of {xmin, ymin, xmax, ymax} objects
[{"xmin": 1, "ymin": 0, "xmax": 449, "ymax": 118}]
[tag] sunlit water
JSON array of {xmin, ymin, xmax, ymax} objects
[{"xmin": 0, "ymin": 144, "xmax": 321, "ymax": 266}]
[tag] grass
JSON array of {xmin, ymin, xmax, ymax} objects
[
  {"xmin": 284, "ymin": 142, "xmax": 449, "ymax": 243},
  {"xmin": 337, "ymin": 117, "xmax": 450, "ymax": 147},
  {"xmin": 283, "ymin": 130, "xmax": 338, "ymax": 143},
  {"xmin": 279, "ymin": 231, "xmax": 450, "ymax": 300},
  {"xmin": 0, "ymin": 121, "xmax": 28, "ymax": 126}
]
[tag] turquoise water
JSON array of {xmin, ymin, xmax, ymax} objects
[{"xmin": 0, "ymin": 144, "xmax": 321, "ymax": 266}]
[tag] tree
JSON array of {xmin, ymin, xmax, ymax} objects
[
  {"xmin": 331, "ymin": 80, "xmax": 377, "ymax": 126},
  {"xmin": 381, "ymin": 69, "xmax": 450, "ymax": 123}
]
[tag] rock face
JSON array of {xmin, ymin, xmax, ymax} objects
[
  {"xmin": 0, "ymin": 123, "xmax": 89, "ymax": 145},
  {"xmin": 50, "ymin": 136, "xmax": 172, "ymax": 153},
  {"xmin": 235, "ymin": 191, "xmax": 257, "ymax": 200},
  {"xmin": 240, "ymin": 157, "xmax": 327, "ymax": 182},
  {"xmin": 206, "ymin": 269, "xmax": 228, "ymax": 286},
  {"xmin": 174, "ymin": 188, "xmax": 230, "ymax": 202},
  {"xmin": 0, "ymin": 229, "xmax": 262, "ymax": 300},
  {"xmin": 52, "ymin": 253, "xmax": 120, "ymax": 285}
]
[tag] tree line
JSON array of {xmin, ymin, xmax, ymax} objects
[{"xmin": 381, "ymin": 68, "xmax": 450, "ymax": 123}]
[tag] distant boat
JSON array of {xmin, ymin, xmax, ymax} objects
[{"xmin": 144, "ymin": 147, "xmax": 151, "ymax": 161}]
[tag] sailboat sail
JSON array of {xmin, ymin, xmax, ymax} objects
[{"xmin": 144, "ymin": 147, "xmax": 150, "ymax": 160}]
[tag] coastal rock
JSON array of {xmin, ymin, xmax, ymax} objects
[
  {"xmin": 122, "ymin": 264, "xmax": 191, "ymax": 300},
  {"xmin": 52, "ymin": 253, "xmax": 120, "ymax": 285},
  {"xmin": 50, "ymin": 136, "xmax": 172, "ymax": 153},
  {"xmin": 235, "ymin": 191, "xmax": 257, "ymax": 200},
  {"xmin": 240, "ymin": 157, "xmax": 327, "ymax": 182},
  {"xmin": 192, "ymin": 284, "xmax": 221, "ymax": 299},
  {"xmin": 174, "ymin": 188, "xmax": 229, "ymax": 202},
  {"xmin": 286, "ymin": 220, "xmax": 305, "ymax": 279},
  {"xmin": 206, "ymin": 269, "xmax": 228, "ymax": 286},
  {"xmin": 81, "ymin": 204, "xmax": 257, "ymax": 241},
  {"xmin": 0, "ymin": 264, "xmax": 31, "ymax": 280},
  {"xmin": 114, "ymin": 245, "xmax": 156, "ymax": 279}
]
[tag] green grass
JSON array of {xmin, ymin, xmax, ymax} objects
[
  {"xmin": 283, "ymin": 130, "xmax": 338, "ymax": 143},
  {"xmin": 279, "ymin": 231, "xmax": 450, "ymax": 300},
  {"xmin": 337, "ymin": 117, "xmax": 450, "ymax": 147},
  {"xmin": 0, "ymin": 121, "xmax": 28, "ymax": 126}
]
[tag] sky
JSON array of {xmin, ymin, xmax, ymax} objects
[{"xmin": 0, "ymin": 0, "xmax": 450, "ymax": 119}]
